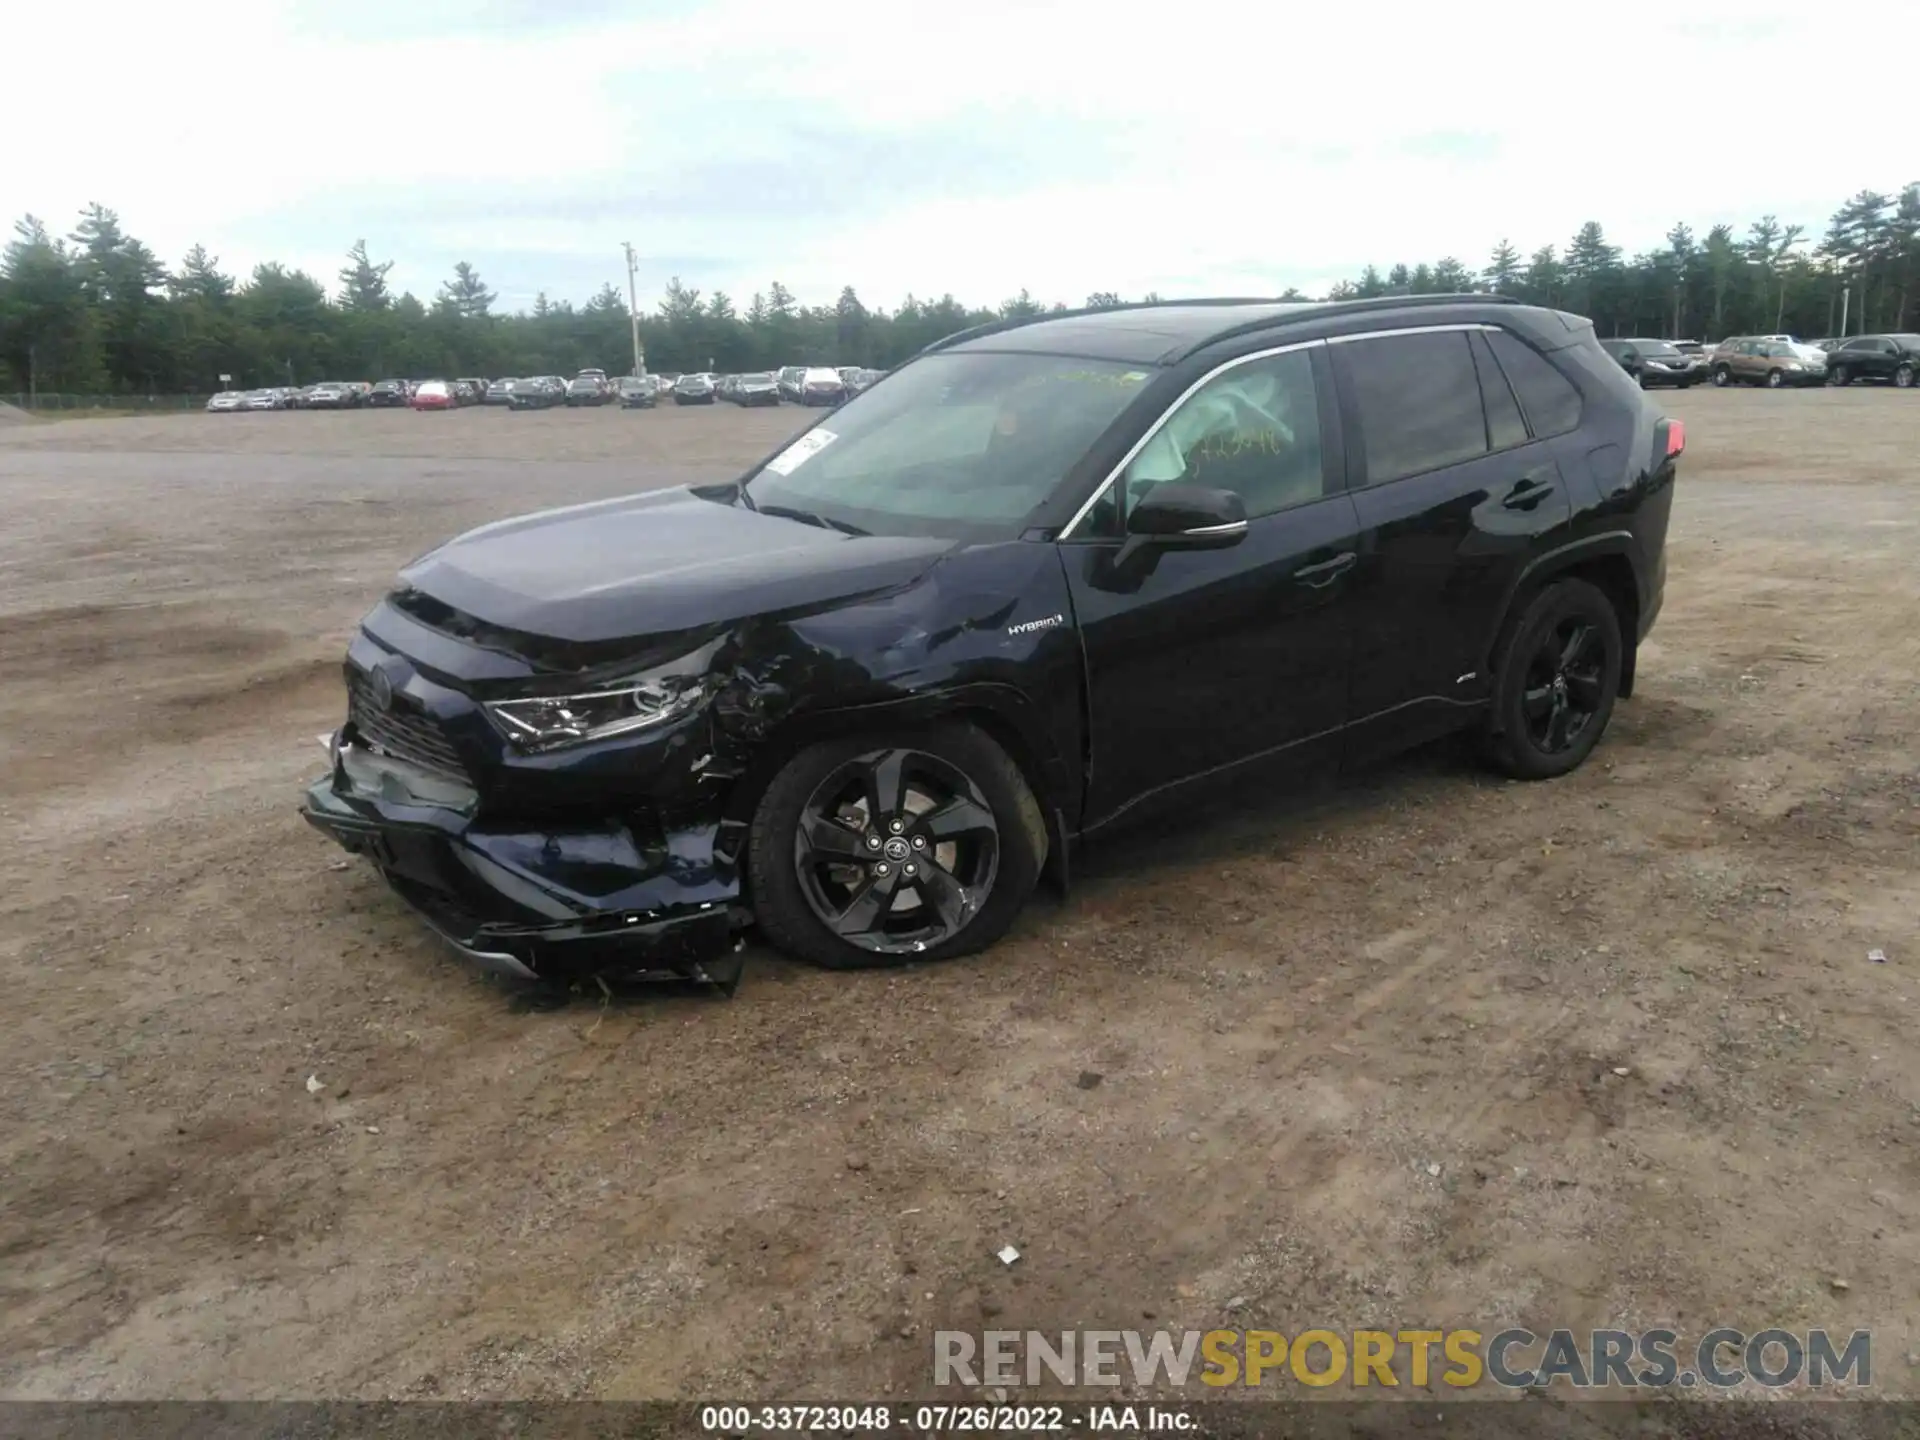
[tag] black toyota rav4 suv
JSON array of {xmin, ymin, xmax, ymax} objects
[{"xmin": 303, "ymin": 296, "xmax": 1680, "ymax": 989}]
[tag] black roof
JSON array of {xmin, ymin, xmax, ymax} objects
[{"xmin": 929, "ymin": 294, "xmax": 1523, "ymax": 366}]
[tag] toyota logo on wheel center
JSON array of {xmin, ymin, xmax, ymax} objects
[{"xmin": 883, "ymin": 837, "xmax": 910, "ymax": 861}]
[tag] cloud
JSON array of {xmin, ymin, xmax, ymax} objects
[{"xmin": 7, "ymin": 0, "xmax": 1916, "ymax": 312}]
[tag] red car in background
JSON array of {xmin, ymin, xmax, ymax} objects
[{"xmin": 411, "ymin": 379, "xmax": 456, "ymax": 411}]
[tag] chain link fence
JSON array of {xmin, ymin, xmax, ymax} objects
[{"xmin": 1, "ymin": 393, "xmax": 213, "ymax": 415}]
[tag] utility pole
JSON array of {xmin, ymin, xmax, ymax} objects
[{"xmin": 622, "ymin": 242, "xmax": 645, "ymax": 377}]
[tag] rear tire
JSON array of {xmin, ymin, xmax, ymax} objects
[
  {"xmin": 748, "ymin": 722, "xmax": 1045, "ymax": 970},
  {"xmin": 1482, "ymin": 578, "xmax": 1624, "ymax": 782}
]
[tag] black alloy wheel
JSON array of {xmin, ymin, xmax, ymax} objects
[
  {"xmin": 793, "ymin": 746, "xmax": 997, "ymax": 955},
  {"xmin": 748, "ymin": 724, "xmax": 1045, "ymax": 969},
  {"xmin": 1896, "ymin": 363, "xmax": 1915, "ymax": 389},
  {"xmin": 1483, "ymin": 578, "xmax": 1623, "ymax": 781}
]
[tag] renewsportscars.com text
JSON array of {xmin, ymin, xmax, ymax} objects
[{"xmin": 934, "ymin": 1327, "xmax": 1871, "ymax": 1390}]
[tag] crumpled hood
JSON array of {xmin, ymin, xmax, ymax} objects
[{"xmin": 399, "ymin": 486, "xmax": 953, "ymax": 643}]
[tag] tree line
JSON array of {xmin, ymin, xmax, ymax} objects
[{"xmin": 2, "ymin": 185, "xmax": 1914, "ymax": 396}]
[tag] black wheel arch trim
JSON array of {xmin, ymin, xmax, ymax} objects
[
  {"xmin": 714, "ymin": 681, "xmax": 1072, "ymax": 894},
  {"xmin": 1479, "ymin": 530, "xmax": 1643, "ymax": 693}
]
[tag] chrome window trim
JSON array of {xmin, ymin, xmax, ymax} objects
[
  {"xmin": 1325, "ymin": 322, "xmax": 1497, "ymax": 344},
  {"xmin": 1057, "ymin": 323, "xmax": 1499, "ymax": 540}
]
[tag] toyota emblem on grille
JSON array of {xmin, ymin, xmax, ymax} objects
[{"xmin": 369, "ymin": 664, "xmax": 396, "ymax": 711}]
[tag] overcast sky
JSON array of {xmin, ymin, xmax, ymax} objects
[{"xmin": 11, "ymin": 2, "xmax": 1916, "ymax": 315}]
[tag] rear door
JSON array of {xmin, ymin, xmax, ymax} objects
[
  {"xmin": 1856, "ymin": 337, "xmax": 1894, "ymax": 380},
  {"xmin": 1332, "ymin": 325, "xmax": 1575, "ymax": 764}
]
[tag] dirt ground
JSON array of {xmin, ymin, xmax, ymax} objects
[{"xmin": 1, "ymin": 393, "xmax": 1916, "ymax": 1404}]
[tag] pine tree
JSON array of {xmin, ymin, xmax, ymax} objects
[{"xmin": 339, "ymin": 240, "xmax": 393, "ymax": 312}]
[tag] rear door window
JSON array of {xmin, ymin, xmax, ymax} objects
[{"xmin": 1335, "ymin": 331, "xmax": 1489, "ymax": 486}]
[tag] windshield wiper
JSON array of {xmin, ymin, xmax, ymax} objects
[{"xmin": 755, "ymin": 503, "xmax": 869, "ymax": 537}]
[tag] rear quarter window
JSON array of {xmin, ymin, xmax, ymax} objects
[{"xmin": 1484, "ymin": 330, "xmax": 1583, "ymax": 440}]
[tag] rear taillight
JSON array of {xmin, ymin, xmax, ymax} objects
[{"xmin": 1665, "ymin": 418, "xmax": 1685, "ymax": 458}]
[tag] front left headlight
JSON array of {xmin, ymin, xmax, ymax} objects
[{"xmin": 484, "ymin": 644, "xmax": 719, "ymax": 752}]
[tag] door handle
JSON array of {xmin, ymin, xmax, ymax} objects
[
  {"xmin": 1292, "ymin": 551, "xmax": 1356, "ymax": 587},
  {"xmin": 1501, "ymin": 478, "xmax": 1557, "ymax": 511}
]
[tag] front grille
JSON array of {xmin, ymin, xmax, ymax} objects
[{"xmin": 346, "ymin": 668, "xmax": 470, "ymax": 780}]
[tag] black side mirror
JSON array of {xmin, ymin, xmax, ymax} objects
[{"xmin": 1117, "ymin": 483, "xmax": 1248, "ymax": 567}]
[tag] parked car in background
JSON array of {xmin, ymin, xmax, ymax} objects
[
  {"xmin": 729, "ymin": 372, "xmax": 781, "ymax": 406},
  {"xmin": 1709, "ymin": 338, "xmax": 1827, "ymax": 388},
  {"xmin": 446, "ymin": 380, "xmax": 478, "ymax": 406},
  {"xmin": 369, "ymin": 379, "xmax": 410, "ymax": 408},
  {"xmin": 1672, "ymin": 340, "xmax": 1706, "ymax": 360},
  {"xmin": 848, "ymin": 367, "xmax": 884, "ymax": 395},
  {"xmin": 484, "ymin": 378, "xmax": 518, "ymax": 405},
  {"xmin": 508, "ymin": 376, "xmax": 566, "ymax": 410},
  {"xmin": 244, "ymin": 388, "xmax": 292, "ymax": 411},
  {"xmin": 799, "ymin": 366, "xmax": 847, "ymax": 406},
  {"xmin": 1599, "ymin": 338, "xmax": 1702, "ymax": 389},
  {"xmin": 617, "ymin": 376, "xmax": 657, "ymax": 409},
  {"xmin": 777, "ymin": 365, "xmax": 806, "ymax": 402},
  {"xmin": 836, "ymin": 366, "xmax": 862, "ymax": 390},
  {"xmin": 456, "ymin": 378, "xmax": 489, "ymax": 404},
  {"xmin": 411, "ymin": 380, "xmax": 457, "ymax": 410},
  {"xmin": 1823, "ymin": 333, "xmax": 1920, "ymax": 387},
  {"xmin": 205, "ymin": 390, "xmax": 247, "ymax": 413},
  {"xmin": 672, "ymin": 372, "xmax": 717, "ymax": 405},
  {"xmin": 301, "ymin": 294, "xmax": 1680, "ymax": 983},
  {"xmin": 305, "ymin": 383, "xmax": 359, "ymax": 410},
  {"xmin": 565, "ymin": 375, "xmax": 610, "ymax": 407}
]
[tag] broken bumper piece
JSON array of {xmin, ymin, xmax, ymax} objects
[{"xmin": 300, "ymin": 736, "xmax": 744, "ymax": 989}]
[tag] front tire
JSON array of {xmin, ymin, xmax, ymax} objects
[
  {"xmin": 1895, "ymin": 363, "xmax": 1915, "ymax": 389},
  {"xmin": 1482, "ymin": 578, "xmax": 1623, "ymax": 781},
  {"xmin": 1765, "ymin": 368, "xmax": 1785, "ymax": 388},
  {"xmin": 1828, "ymin": 365, "xmax": 1850, "ymax": 386},
  {"xmin": 1711, "ymin": 365, "xmax": 1732, "ymax": 387},
  {"xmin": 747, "ymin": 723, "xmax": 1045, "ymax": 969}
]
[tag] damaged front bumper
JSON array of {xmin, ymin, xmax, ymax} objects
[{"xmin": 300, "ymin": 734, "xmax": 745, "ymax": 988}]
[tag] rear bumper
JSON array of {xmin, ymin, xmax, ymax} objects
[{"xmin": 300, "ymin": 735, "xmax": 744, "ymax": 987}]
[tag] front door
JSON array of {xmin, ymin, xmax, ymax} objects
[{"xmin": 1060, "ymin": 343, "xmax": 1362, "ymax": 831}]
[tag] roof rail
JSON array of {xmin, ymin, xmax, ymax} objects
[
  {"xmin": 1165, "ymin": 292, "xmax": 1522, "ymax": 361},
  {"xmin": 913, "ymin": 297, "xmax": 1294, "ymax": 359},
  {"xmin": 913, "ymin": 292, "xmax": 1526, "ymax": 364}
]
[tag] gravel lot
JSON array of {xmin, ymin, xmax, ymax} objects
[{"xmin": 1, "ymin": 393, "xmax": 1915, "ymax": 1402}]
